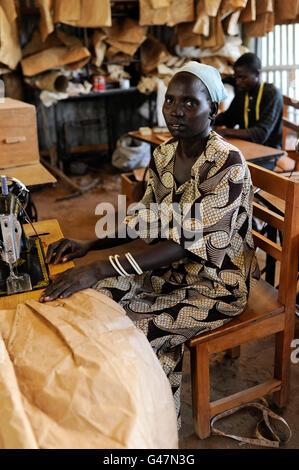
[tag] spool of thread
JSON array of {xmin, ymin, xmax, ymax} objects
[{"xmin": 1, "ymin": 175, "xmax": 8, "ymax": 195}]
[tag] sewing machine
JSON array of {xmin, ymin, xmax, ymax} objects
[{"xmin": 0, "ymin": 175, "xmax": 50, "ymax": 297}]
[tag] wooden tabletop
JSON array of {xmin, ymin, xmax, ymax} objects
[
  {"xmin": 0, "ymin": 219, "xmax": 74, "ymax": 309},
  {"xmin": 226, "ymin": 138, "xmax": 285, "ymax": 162},
  {"xmin": 128, "ymin": 130, "xmax": 285, "ymax": 163},
  {"xmin": 1, "ymin": 162, "xmax": 56, "ymax": 187}
]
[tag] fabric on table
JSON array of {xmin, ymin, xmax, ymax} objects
[{"xmin": 94, "ymin": 131, "xmax": 260, "ymax": 423}]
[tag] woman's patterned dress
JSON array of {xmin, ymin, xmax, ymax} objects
[{"xmin": 94, "ymin": 131, "xmax": 260, "ymax": 424}]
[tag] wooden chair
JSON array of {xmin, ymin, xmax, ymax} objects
[
  {"xmin": 187, "ymin": 162, "xmax": 299, "ymax": 439},
  {"xmin": 282, "ymin": 95, "xmax": 299, "ymax": 171}
]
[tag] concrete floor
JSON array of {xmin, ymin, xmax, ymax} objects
[{"xmin": 31, "ymin": 161, "xmax": 299, "ymax": 449}]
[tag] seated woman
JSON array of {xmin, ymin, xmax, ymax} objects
[{"xmin": 40, "ymin": 62, "xmax": 260, "ymax": 426}]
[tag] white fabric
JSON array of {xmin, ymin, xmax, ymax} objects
[{"xmin": 176, "ymin": 60, "xmax": 228, "ymax": 103}]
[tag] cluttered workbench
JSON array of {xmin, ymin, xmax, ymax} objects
[{"xmin": 52, "ymin": 86, "xmax": 150, "ymax": 162}]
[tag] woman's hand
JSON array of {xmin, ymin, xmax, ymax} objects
[
  {"xmin": 45, "ymin": 238, "xmax": 92, "ymax": 264},
  {"xmin": 215, "ymin": 127, "xmax": 227, "ymax": 137},
  {"xmin": 39, "ymin": 262, "xmax": 102, "ymax": 302}
]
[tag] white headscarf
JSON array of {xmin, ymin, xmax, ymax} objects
[{"xmin": 176, "ymin": 61, "xmax": 227, "ymax": 104}]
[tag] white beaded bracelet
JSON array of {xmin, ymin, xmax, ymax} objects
[
  {"xmin": 109, "ymin": 255, "xmax": 126, "ymax": 277},
  {"xmin": 114, "ymin": 254, "xmax": 132, "ymax": 277},
  {"xmin": 125, "ymin": 252, "xmax": 143, "ymax": 275}
]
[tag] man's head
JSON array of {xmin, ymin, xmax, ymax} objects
[{"xmin": 234, "ymin": 53, "xmax": 262, "ymax": 92}]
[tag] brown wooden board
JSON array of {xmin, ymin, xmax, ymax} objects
[
  {"xmin": 0, "ymin": 98, "xmax": 39, "ymax": 168},
  {"xmin": 2, "ymin": 162, "xmax": 56, "ymax": 186}
]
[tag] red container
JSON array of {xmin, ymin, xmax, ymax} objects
[
  {"xmin": 93, "ymin": 75, "xmax": 106, "ymax": 91},
  {"xmin": 98, "ymin": 76, "xmax": 106, "ymax": 91}
]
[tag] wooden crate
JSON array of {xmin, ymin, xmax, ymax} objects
[
  {"xmin": 0, "ymin": 97, "xmax": 39, "ymax": 168},
  {"xmin": 121, "ymin": 171, "xmax": 147, "ymax": 208}
]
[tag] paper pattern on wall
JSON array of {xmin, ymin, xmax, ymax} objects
[
  {"xmin": 53, "ymin": 0, "xmax": 111, "ymax": 27},
  {"xmin": 21, "ymin": 45, "xmax": 91, "ymax": 76},
  {"xmin": 0, "ymin": 1, "xmax": 21, "ymax": 70},
  {"xmin": 239, "ymin": 0, "xmax": 256, "ymax": 23},
  {"xmin": 139, "ymin": 0, "xmax": 194, "ymax": 26}
]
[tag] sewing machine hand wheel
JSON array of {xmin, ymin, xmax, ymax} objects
[{"xmin": 0, "ymin": 174, "xmax": 29, "ymax": 212}]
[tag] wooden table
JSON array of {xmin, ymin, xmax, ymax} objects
[
  {"xmin": 128, "ymin": 130, "xmax": 285, "ymax": 164},
  {"xmin": 2, "ymin": 162, "xmax": 56, "ymax": 188},
  {"xmin": 0, "ymin": 219, "xmax": 74, "ymax": 309}
]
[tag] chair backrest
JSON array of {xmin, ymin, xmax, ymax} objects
[
  {"xmin": 282, "ymin": 95, "xmax": 299, "ymax": 153},
  {"xmin": 247, "ymin": 162, "xmax": 299, "ymax": 311}
]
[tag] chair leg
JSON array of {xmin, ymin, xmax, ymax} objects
[
  {"xmin": 273, "ymin": 328, "xmax": 292, "ymax": 407},
  {"xmin": 227, "ymin": 346, "xmax": 241, "ymax": 359},
  {"xmin": 190, "ymin": 343, "xmax": 211, "ymax": 439}
]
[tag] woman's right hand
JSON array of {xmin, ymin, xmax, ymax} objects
[{"xmin": 45, "ymin": 239, "xmax": 92, "ymax": 264}]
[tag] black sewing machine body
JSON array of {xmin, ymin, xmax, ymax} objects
[{"xmin": 0, "ymin": 176, "xmax": 49, "ymax": 297}]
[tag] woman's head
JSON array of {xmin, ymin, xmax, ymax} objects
[{"xmin": 163, "ymin": 61, "xmax": 227, "ymax": 140}]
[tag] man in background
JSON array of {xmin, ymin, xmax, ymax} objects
[{"xmin": 215, "ymin": 52, "xmax": 286, "ymax": 171}]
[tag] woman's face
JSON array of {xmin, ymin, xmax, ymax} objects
[{"xmin": 162, "ymin": 72, "xmax": 214, "ymax": 140}]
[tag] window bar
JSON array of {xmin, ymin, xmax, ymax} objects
[
  {"xmin": 267, "ymin": 33, "xmax": 270, "ymax": 83},
  {"xmin": 279, "ymin": 26, "xmax": 284, "ymax": 97},
  {"xmin": 272, "ymin": 26, "xmax": 277, "ymax": 68},
  {"xmin": 292, "ymin": 24, "xmax": 297, "ymax": 102},
  {"xmin": 286, "ymin": 25, "xmax": 291, "ymax": 99}
]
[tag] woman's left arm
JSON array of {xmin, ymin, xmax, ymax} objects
[{"xmin": 39, "ymin": 240, "xmax": 186, "ymax": 302}]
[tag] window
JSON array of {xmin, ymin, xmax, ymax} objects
[{"xmin": 256, "ymin": 23, "xmax": 299, "ymax": 123}]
